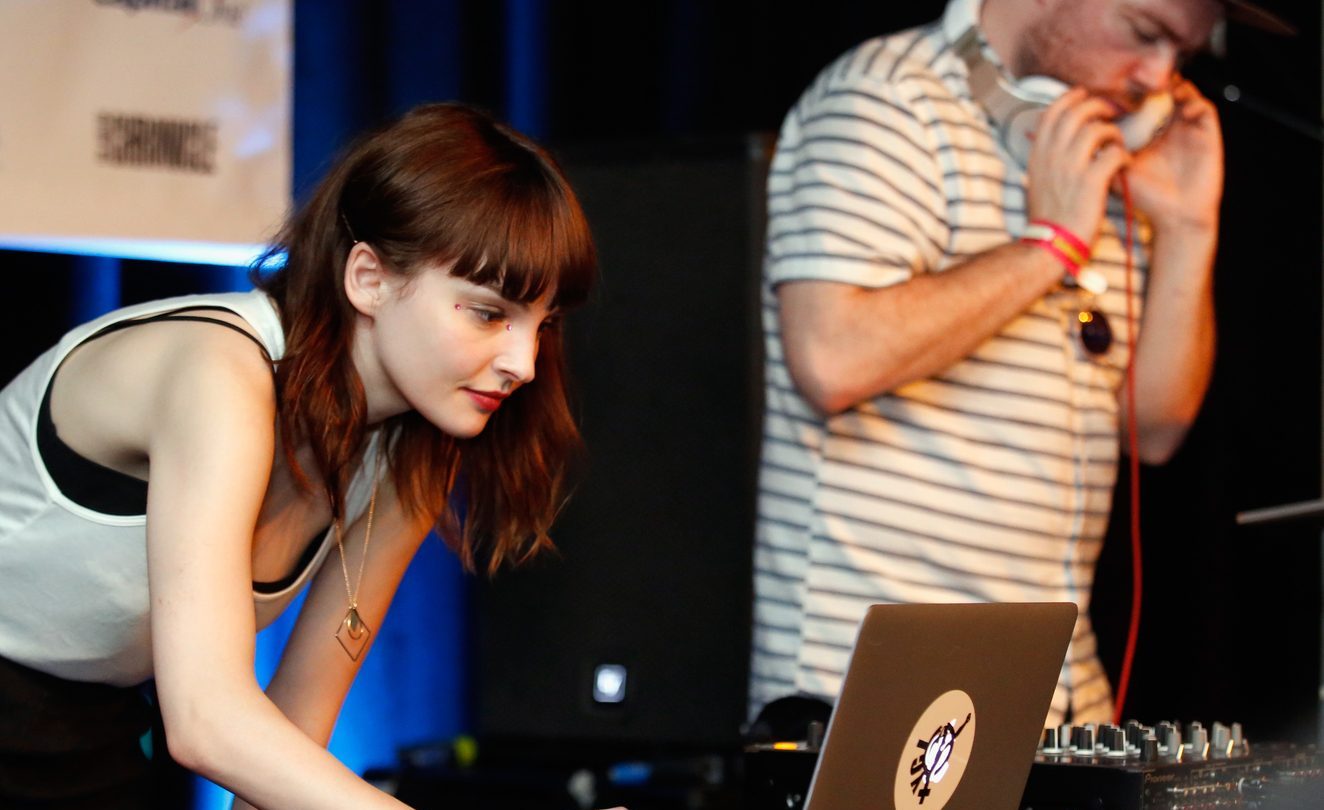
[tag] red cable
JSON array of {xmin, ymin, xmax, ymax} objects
[{"xmin": 1112, "ymin": 173, "xmax": 1143, "ymax": 724}]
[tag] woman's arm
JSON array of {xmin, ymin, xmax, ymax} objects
[
  {"xmin": 230, "ymin": 474, "xmax": 434, "ymax": 810},
  {"xmin": 142, "ymin": 327, "xmax": 419, "ymax": 809}
]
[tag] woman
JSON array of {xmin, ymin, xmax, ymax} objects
[{"xmin": 0, "ymin": 103, "xmax": 596, "ymax": 808}]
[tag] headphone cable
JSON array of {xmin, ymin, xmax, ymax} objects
[{"xmin": 1112, "ymin": 172, "xmax": 1143, "ymax": 724}]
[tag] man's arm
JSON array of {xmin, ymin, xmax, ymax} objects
[
  {"xmin": 781, "ymin": 88, "xmax": 1132, "ymax": 414},
  {"xmin": 1118, "ymin": 77, "xmax": 1222, "ymax": 463},
  {"xmin": 1124, "ymin": 222, "xmax": 1216, "ymax": 463},
  {"xmin": 780, "ymin": 241, "xmax": 1062, "ymax": 413}
]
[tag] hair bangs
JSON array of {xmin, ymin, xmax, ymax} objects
[{"xmin": 440, "ymin": 150, "xmax": 596, "ymax": 313}]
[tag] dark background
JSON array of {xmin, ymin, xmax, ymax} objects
[{"xmin": 2, "ymin": 0, "xmax": 1320, "ymax": 779}]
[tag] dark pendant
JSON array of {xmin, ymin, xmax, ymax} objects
[
  {"xmin": 1078, "ymin": 309, "xmax": 1113, "ymax": 355},
  {"xmin": 336, "ymin": 608, "xmax": 372, "ymax": 661}
]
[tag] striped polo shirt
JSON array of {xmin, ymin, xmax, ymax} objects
[{"xmin": 750, "ymin": 0, "xmax": 1149, "ymax": 726}]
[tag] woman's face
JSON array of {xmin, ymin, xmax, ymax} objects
[{"xmin": 360, "ymin": 262, "xmax": 557, "ymax": 437}]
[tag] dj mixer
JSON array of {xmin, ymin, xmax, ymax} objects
[
  {"xmin": 742, "ymin": 718, "xmax": 1323, "ymax": 809},
  {"xmin": 1021, "ymin": 720, "xmax": 1322, "ymax": 810}
]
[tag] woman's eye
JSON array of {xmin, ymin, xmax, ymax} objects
[{"xmin": 472, "ymin": 307, "xmax": 505, "ymax": 323}]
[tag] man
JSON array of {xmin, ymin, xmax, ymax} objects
[{"xmin": 749, "ymin": 0, "xmax": 1288, "ymax": 725}]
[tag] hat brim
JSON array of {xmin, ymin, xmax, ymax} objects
[{"xmin": 1222, "ymin": 0, "xmax": 1297, "ymax": 37}]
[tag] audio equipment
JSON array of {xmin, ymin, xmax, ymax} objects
[
  {"xmin": 743, "ymin": 718, "xmax": 1322, "ymax": 810},
  {"xmin": 1022, "ymin": 719, "xmax": 1323, "ymax": 810}
]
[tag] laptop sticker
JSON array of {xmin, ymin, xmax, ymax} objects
[{"xmin": 893, "ymin": 689, "xmax": 976, "ymax": 809}]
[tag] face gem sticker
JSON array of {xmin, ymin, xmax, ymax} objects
[{"xmin": 894, "ymin": 689, "xmax": 977, "ymax": 809}]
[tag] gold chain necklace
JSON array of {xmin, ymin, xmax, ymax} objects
[{"xmin": 333, "ymin": 462, "xmax": 380, "ymax": 662}]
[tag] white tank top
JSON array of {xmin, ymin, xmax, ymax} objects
[{"xmin": 0, "ymin": 290, "xmax": 376, "ymax": 686}]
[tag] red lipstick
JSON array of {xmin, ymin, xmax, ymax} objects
[{"xmin": 465, "ymin": 389, "xmax": 508, "ymax": 412}]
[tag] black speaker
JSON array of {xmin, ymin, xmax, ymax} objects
[{"xmin": 469, "ymin": 136, "xmax": 772, "ymax": 752}]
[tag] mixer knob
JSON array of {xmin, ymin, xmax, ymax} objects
[
  {"xmin": 1124, "ymin": 721, "xmax": 1143, "ymax": 749},
  {"xmin": 1137, "ymin": 725, "xmax": 1154, "ymax": 753},
  {"xmin": 1105, "ymin": 727, "xmax": 1128, "ymax": 758},
  {"xmin": 1041, "ymin": 726, "xmax": 1063, "ymax": 754},
  {"xmin": 1211, "ymin": 722, "xmax": 1231, "ymax": 756},
  {"xmin": 1186, "ymin": 721, "xmax": 1204, "ymax": 745},
  {"xmin": 807, "ymin": 720, "xmax": 825, "ymax": 750},
  {"xmin": 1231, "ymin": 722, "xmax": 1249, "ymax": 756},
  {"xmin": 1158, "ymin": 723, "xmax": 1180, "ymax": 755},
  {"xmin": 1072, "ymin": 725, "xmax": 1096, "ymax": 755},
  {"xmin": 1187, "ymin": 725, "xmax": 1209, "ymax": 760},
  {"xmin": 1095, "ymin": 725, "xmax": 1111, "ymax": 748},
  {"xmin": 1142, "ymin": 735, "xmax": 1160, "ymax": 762}
]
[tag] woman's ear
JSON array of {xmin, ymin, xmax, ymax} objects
[{"xmin": 344, "ymin": 243, "xmax": 390, "ymax": 316}]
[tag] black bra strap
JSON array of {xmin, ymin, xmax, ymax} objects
[
  {"xmin": 82, "ymin": 306, "xmax": 272, "ymax": 362},
  {"xmin": 37, "ymin": 305, "xmax": 277, "ymax": 518}
]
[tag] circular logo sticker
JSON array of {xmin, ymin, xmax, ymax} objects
[{"xmin": 893, "ymin": 689, "xmax": 976, "ymax": 809}]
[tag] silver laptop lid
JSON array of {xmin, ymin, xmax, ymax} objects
[{"xmin": 803, "ymin": 602, "xmax": 1077, "ymax": 810}]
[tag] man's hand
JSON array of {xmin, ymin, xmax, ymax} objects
[
  {"xmin": 1025, "ymin": 87, "xmax": 1131, "ymax": 243},
  {"xmin": 1120, "ymin": 77, "xmax": 1224, "ymax": 235}
]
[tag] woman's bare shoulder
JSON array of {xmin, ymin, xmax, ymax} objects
[{"xmin": 51, "ymin": 310, "xmax": 278, "ymax": 478}]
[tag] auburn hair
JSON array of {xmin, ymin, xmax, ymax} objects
[{"xmin": 253, "ymin": 103, "xmax": 596, "ymax": 573}]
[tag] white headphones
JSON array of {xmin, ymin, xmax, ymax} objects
[{"xmin": 953, "ymin": 25, "xmax": 1173, "ymax": 167}]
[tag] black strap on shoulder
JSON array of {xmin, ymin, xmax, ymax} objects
[
  {"xmin": 81, "ymin": 305, "xmax": 273, "ymax": 362},
  {"xmin": 38, "ymin": 305, "xmax": 277, "ymax": 517}
]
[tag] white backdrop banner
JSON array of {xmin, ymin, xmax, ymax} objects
[{"xmin": 0, "ymin": 0, "xmax": 291, "ymax": 264}]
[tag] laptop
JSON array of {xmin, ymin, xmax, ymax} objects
[{"xmin": 803, "ymin": 602, "xmax": 1077, "ymax": 810}]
